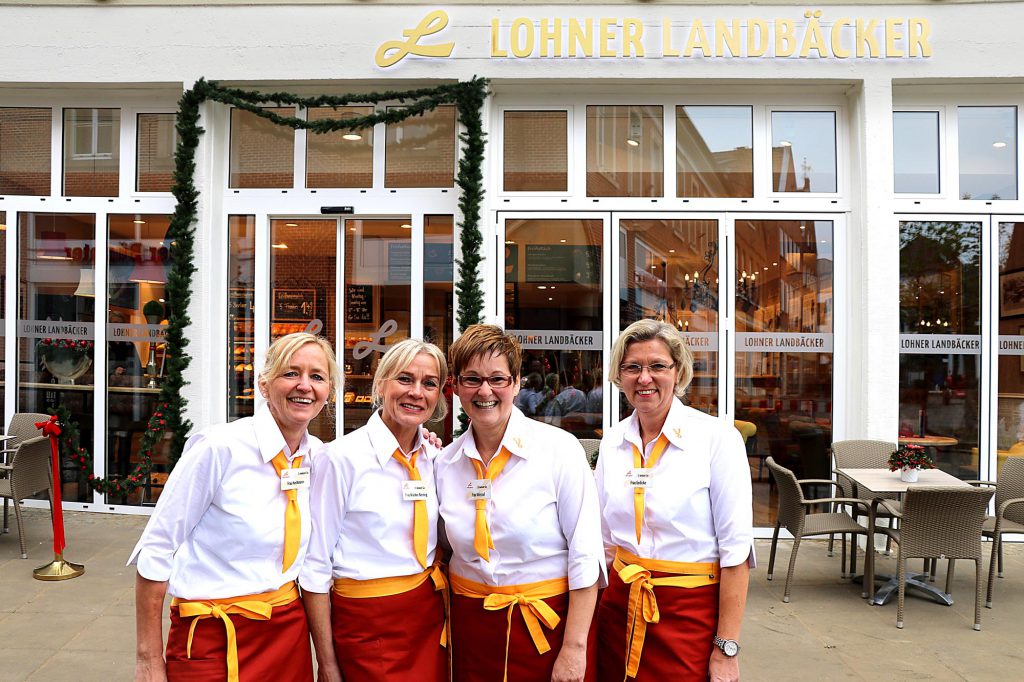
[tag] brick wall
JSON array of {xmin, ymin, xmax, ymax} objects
[
  {"xmin": 230, "ymin": 107, "xmax": 294, "ymax": 189},
  {"xmin": 504, "ymin": 110, "xmax": 568, "ymax": 192},
  {"xmin": 136, "ymin": 113, "xmax": 175, "ymax": 192},
  {"xmin": 0, "ymin": 108, "xmax": 51, "ymax": 195},
  {"xmin": 384, "ymin": 105, "xmax": 455, "ymax": 188}
]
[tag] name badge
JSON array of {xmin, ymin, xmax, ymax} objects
[
  {"xmin": 467, "ymin": 479, "xmax": 492, "ymax": 500},
  {"xmin": 280, "ymin": 467, "xmax": 311, "ymax": 491},
  {"xmin": 402, "ymin": 480, "xmax": 430, "ymax": 501},
  {"xmin": 625, "ymin": 468, "xmax": 652, "ymax": 489}
]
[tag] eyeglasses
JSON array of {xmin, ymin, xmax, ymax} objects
[
  {"xmin": 619, "ymin": 362, "xmax": 676, "ymax": 377},
  {"xmin": 457, "ymin": 374, "xmax": 515, "ymax": 389}
]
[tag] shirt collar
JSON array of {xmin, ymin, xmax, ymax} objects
[
  {"xmin": 461, "ymin": 406, "xmax": 532, "ymax": 463},
  {"xmin": 253, "ymin": 403, "xmax": 311, "ymax": 463},
  {"xmin": 367, "ymin": 410, "xmax": 425, "ymax": 469},
  {"xmin": 620, "ymin": 398, "xmax": 687, "ymax": 453}
]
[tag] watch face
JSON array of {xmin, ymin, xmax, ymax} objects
[{"xmin": 723, "ymin": 640, "xmax": 739, "ymax": 657}]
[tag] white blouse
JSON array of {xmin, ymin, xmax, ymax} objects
[
  {"xmin": 595, "ymin": 398, "xmax": 754, "ymax": 569},
  {"xmin": 435, "ymin": 406, "xmax": 604, "ymax": 590},
  {"xmin": 128, "ymin": 405, "xmax": 320, "ymax": 600},
  {"xmin": 299, "ymin": 411, "xmax": 440, "ymax": 593}
]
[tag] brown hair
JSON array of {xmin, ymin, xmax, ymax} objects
[{"xmin": 448, "ymin": 324, "xmax": 522, "ymax": 380}]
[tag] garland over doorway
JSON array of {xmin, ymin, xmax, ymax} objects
[{"xmin": 63, "ymin": 77, "xmax": 489, "ymax": 495}]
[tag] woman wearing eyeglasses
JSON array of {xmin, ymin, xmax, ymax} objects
[
  {"xmin": 435, "ymin": 324, "xmax": 604, "ymax": 682},
  {"xmin": 299, "ymin": 338, "xmax": 449, "ymax": 682},
  {"xmin": 594, "ymin": 319, "xmax": 753, "ymax": 682}
]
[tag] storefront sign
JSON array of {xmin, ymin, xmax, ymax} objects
[
  {"xmin": 107, "ymin": 323, "xmax": 166, "ymax": 341},
  {"xmin": 999, "ymin": 336, "xmax": 1024, "ymax": 356},
  {"xmin": 273, "ymin": 289, "xmax": 316, "ymax": 321},
  {"xmin": 228, "ymin": 288, "xmax": 254, "ymax": 320},
  {"xmin": 17, "ymin": 320, "xmax": 94, "ymax": 341},
  {"xmin": 682, "ymin": 332, "xmax": 718, "ymax": 351},
  {"xmin": 509, "ymin": 329, "xmax": 603, "ymax": 351},
  {"xmin": 346, "ymin": 284, "xmax": 375, "ymax": 324},
  {"xmin": 737, "ymin": 332, "xmax": 833, "ymax": 353},
  {"xmin": 376, "ymin": 9, "xmax": 933, "ymax": 68},
  {"xmin": 899, "ymin": 334, "xmax": 981, "ymax": 355},
  {"xmin": 525, "ymin": 244, "xmax": 600, "ymax": 284}
]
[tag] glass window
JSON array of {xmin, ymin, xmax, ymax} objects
[
  {"xmin": 0, "ymin": 212, "xmax": 5, "ymax": 422},
  {"xmin": 63, "ymin": 108, "xmax": 120, "ymax": 197},
  {"xmin": 503, "ymin": 111, "xmax": 568, "ymax": 192},
  {"xmin": 343, "ymin": 219, "xmax": 411, "ymax": 433},
  {"xmin": 107, "ymin": 214, "xmax": 172, "ymax": 505},
  {"xmin": 958, "ymin": 106, "xmax": 1017, "ymax": 200},
  {"xmin": 229, "ymin": 107, "xmax": 295, "ymax": 189},
  {"xmin": 894, "ymin": 111, "xmax": 940, "ymax": 194},
  {"xmin": 424, "ymin": 215, "xmax": 455, "ymax": 440},
  {"xmin": 18, "ymin": 212, "xmax": 96, "ymax": 503},
  {"xmin": 898, "ymin": 220, "xmax": 982, "ymax": 479},
  {"xmin": 997, "ymin": 221, "xmax": 1024, "ymax": 477},
  {"xmin": 618, "ymin": 219, "xmax": 719, "ymax": 416},
  {"xmin": 136, "ymin": 113, "xmax": 177, "ymax": 193},
  {"xmin": 504, "ymin": 218, "xmax": 603, "ymax": 438},
  {"xmin": 270, "ymin": 218, "xmax": 337, "ymax": 441},
  {"xmin": 0, "ymin": 108, "xmax": 51, "ymax": 196},
  {"xmin": 676, "ymin": 106, "xmax": 753, "ymax": 198},
  {"xmin": 384, "ymin": 105, "xmax": 456, "ymax": 188},
  {"xmin": 734, "ymin": 219, "xmax": 835, "ymax": 527},
  {"xmin": 771, "ymin": 111, "xmax": 837, "ymax": 193},
  {"xmin": 587, "ymin": 105, "xmax": 663, "ymax": 197},
  {"xmin": 228, "ymin": 216, "xmax": 256, "ymax": 421},
  {"xmin": 306, "ymin": 106, "xmax": 373, "ymax": 188}
]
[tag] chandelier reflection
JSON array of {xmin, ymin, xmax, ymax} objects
[
  {"xmin": 737, "ymin": 269, "xmax": 759, "ymax": 312},
  {"xmin": 680, "ymin": 242, "xmax": 719, "ymax": 313}
]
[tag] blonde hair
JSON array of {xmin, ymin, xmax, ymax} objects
[
  {"xmin": 372, "ymin": 338, "xmax": 449, "ymax": 421},
  {"xmin": 448, "ymin": 324, "xmax": 522, "ymax": 380},
  {"xmin": 608, "ymin": 319, "xmax": 693, "ymax": 398},
  {"xmin": 259, "ymin": 332, "xmax": 340, "ymax": 397}
]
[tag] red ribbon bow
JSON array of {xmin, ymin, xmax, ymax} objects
[{"xmin": 36, "ymin": 414, "xmax": 66, "ymax": 555}]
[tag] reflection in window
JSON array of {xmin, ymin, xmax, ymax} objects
[
  {"xmin": 0, "ymin": 212, "xmax": 5, "ymax": 420},
  {"xmin": 18, "ymin": 213, "xmax": 96, "ymax": 503},
  {"xmin": 959, "ymin": 106, "xmax": 1017, "ymax": 200},
  {"xmin": 270, "ymin": 218, "xmax": 337, "ymax": 441},
  {"xmin": 385, "ymin": 105, "xmax": 456, "ymax": 188},
  {"xmin": 898, "ymin": 220, "xmax": 981, "ymax": 480},
  {"xmin": 63, "ymin": 108, "xmax": 120, "ymax": 197},
  {"xmin": 107, "ymin": 214, "xmax": 172, "ymax": 505},
  {"xmin": 734, "ymin": 220, "xmax": 835, "ymax": 527},
  {"xmin": 229, "ymin": 107, "xmax": 295, "ymax": 189},
  {"xmin": 894, "ymin": 111, "xmax": 940, "ymax": 194},
  {"xmin": 503, "ymin": 111, "xmax": 568, "ymax": 192},
  {"xmin": 618, "ymin": 219, "xmax": 719, "ymax": 415},
  {"xmin": 0, "ymin": 108, "xmax": 52, "ymax": 195},
  {"xmin": 771, "ymin": 111, "xmax": 837, "ymax": 193},
  {"xmin": 424, "ymin": 216, "xmax": 455, "ymax": 440},
  {"xmin": 997, "ymin": 222, "xmax": 1024, "ymax": 477},
  {"xmin": 587, "ymin": 105, "xmax": 663, "ymax": 197},
  {"xmin": 228, "ymin": 216, "xmax": 256, "ymax": 421},
  {"xmin": 343, "ymin": 219, "xmax": 411, "ymax": 434},
  {"xmin": 136, "ymin": 113, "xmax": 178, "ymax": 193},
  {"xmin": 306, "ymin": 106, "xmax": 373, "ymax": 188},
  {"xmin": 676, "ymin": 106, "xmax": 753, "ymax": 198},
  {"xmin": 505, "ymin": 219, "xmax": 603, "ymax": 437}
]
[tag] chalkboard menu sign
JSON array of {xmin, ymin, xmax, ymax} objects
[
  {"xmin": 273, "ymin": 289, "xmax": 316, "ymax": 321},
  {"xmin": 228, "ymin": 288, "xmax": 254, "ymax": 320},
  {"xmin": 525, "ymin": 244, "xmax": 600, "ymax": 284},
  {"xmin": 346, "ymin": 284, "xmax": 374, "ymax": 324}
]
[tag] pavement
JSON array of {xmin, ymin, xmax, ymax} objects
[{"xmin": 2, "ymin": 508, "xmax": 1023, "ymax": 681}]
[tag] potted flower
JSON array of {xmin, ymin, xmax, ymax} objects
[
  {"xmin": 37, "ymin": 338, "xmax": 95, "ymax": 384},
  {"xmin": 888, "ymin": 443, "xmax": 935, "ymax": 483}
]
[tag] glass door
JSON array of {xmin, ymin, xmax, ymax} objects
[{"xmin": 993, "ymin": 216, "xmax": 1023, "ymax": 480}]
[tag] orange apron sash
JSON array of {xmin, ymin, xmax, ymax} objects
[
  {"xmin": 613, "ymin": 547, "xmax": 720, "ymax": 680},
  {"xmin": 333, "ymin": 562, "xmax": 450, "ymax": 647},
  {"xmin": 449, "ymin": 572, "xmax": 569, "ymax": 682},
  {"xmin": 171, "ymin": 581, "xmax": 299, "ymax": 682}
]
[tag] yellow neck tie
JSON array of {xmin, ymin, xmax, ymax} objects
[
  {"xmin": 631, "ymin": 434, "xmax": 670, "ymax": 544},
  {"xmin": 470, "ymin": 447, "xmax": 512, "ymax": 561},
  {"xmin": 271, "ymin": 451, "xmax": 303, "ymax": 572},
  {"xmin": 392, "ymin": 448, "xmax": 428, "ymax": 569}
]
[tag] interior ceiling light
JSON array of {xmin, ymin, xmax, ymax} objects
[
  {"xmin": 343, "ymin": 133, "xmax": 362, "ymax": 141},
  {"xmin": 401, "ymin": 223, "xmax": 412, "ymax": 229},
  {"xmin": 626, "ymin": 138, "xmax": 640, "ymax": 147},
  {"xmin": 993, "ymin": 141, "xmax": 1008, "ymax": 149},
  {"xmin": 779, "ymin": 140, "xmax": 793, "ymax": 147},
  {"xmin": 285, "ymin": 222, "xmax": 298, "ymax": 227},
  {"xmin": 272, "ymin": 243, "xmax": 289, "ymax": 249},
  {"xmin": 133, "ymin": 219, "xmax": 146, "ymax": 225},
  {"xmin": 537, "ymin": 285, "xmax": 547, "ymax": 290}
]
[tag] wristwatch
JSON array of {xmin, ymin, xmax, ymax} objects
[{"xmin": 712, "ymin": 635, "xmax": 740, "ymax": 657}]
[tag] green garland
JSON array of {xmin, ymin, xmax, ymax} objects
[{"xmin": 62, "ymin": 77, "xmax": 489, "ymax": 489}]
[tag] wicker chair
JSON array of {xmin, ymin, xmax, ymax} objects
[
  {"xmin": 868, "ymin": 486, "xmax": 994, "ymax": 630},
  {"xmin": 0, "ymin": 413, "xmax": 54, "ymax": 559},
  {"xmin": 967, "ymin": 457, "xmax": 1024, "ymax": 608},
  {"xmin": 765, "ymin": 457, "xmax": 870, "ymax": 602},
  {"xmin": 831, "ymin": 440, "xmax": 901, "ymax": 554},
  {"xmin": 578, "ymin": 438, "xmax": 601, "ymax": 469}
]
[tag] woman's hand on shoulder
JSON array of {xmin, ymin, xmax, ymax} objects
[
  {"xmin": 551, "ymin": 640, "xmax": 586, "ymax": 682},
  {"xmin": 421, "ymin": 426, "xmax": 444, "ymax": 450},
  {"xmin": 709, "ymin": 648, "xmax": 740, "ymax": 682},
  {"xmin": 134, "ymin": 656, "xmax": 167, "ymax": 682}
]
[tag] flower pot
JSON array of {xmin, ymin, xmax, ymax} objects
[
  {"xmin": 900, "ymin": 467, "xmax": 920, "ymax": 483},
  {"xmin": 42, "ymin": 348, "xmax": 93, "ymax": 385}
]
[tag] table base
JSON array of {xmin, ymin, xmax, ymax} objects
[{"xmin": 855, "ymin": 573, "xmax": 954, "ymax": 606}]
